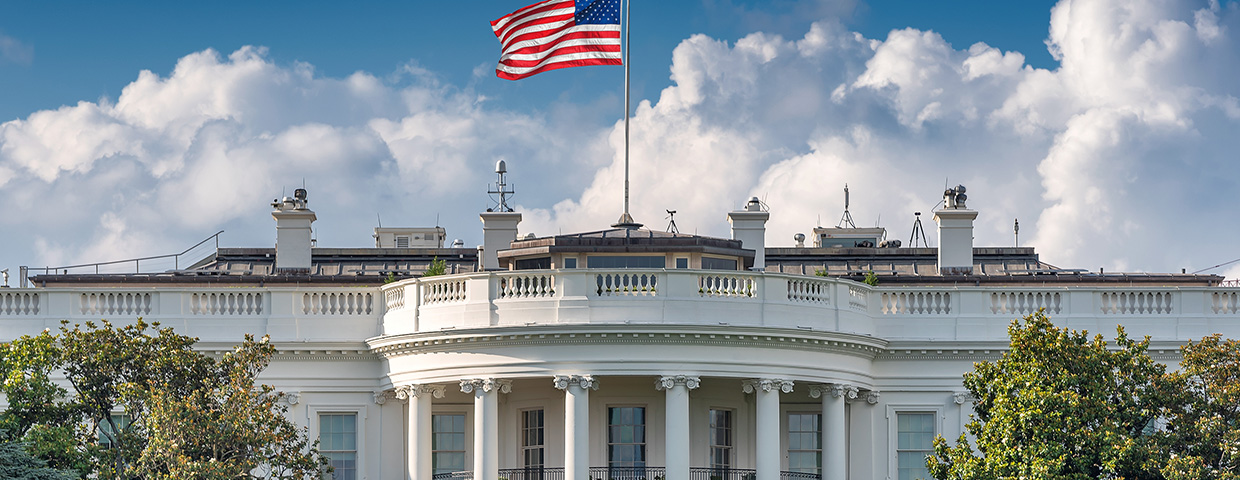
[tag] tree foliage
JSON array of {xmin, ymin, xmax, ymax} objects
[
  {"xmin": 0, "ymin": 440, "xmax": 77, "ymax": 480},
  {"xmin": 927, "ymin": 311, "xmax": 1174, "ymax": 480},
  {"xmin": 1159, "ymin": 335, "xmax": 1240, "ymax": 480},
  {"xmin": 423, "ymin": 257, "xmax": 447, "ymax": 277},
  {"xmin": 0, "ymin": 319, "xmax": 328, "ymax": 480}
]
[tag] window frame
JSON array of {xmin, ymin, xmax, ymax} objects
[
  {"xmin": 708, "ymin": 408, "xmax": 734, "ymax": 470},
  {"xmin": 785, "ymin": 411, "xmax": 822, "ymax": 475},
  {"xmin": 431, "ymin": 411, "xmax": 469, "ymax": 475},
  {"xmin": 307, "ymin": 404, "xmax": 367, "ymax": 480},
  {"xmin": 885, "ymin": 405, "xmax": 943, "ymax": 480},
  {"xmin": 520, "ymin": 408, "xmax": 546, "ymax": 469},
  {"xmin": 606, "ymin": 405, "xmax": 648, "ymax": 468}
]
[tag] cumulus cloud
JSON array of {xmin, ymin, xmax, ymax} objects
[{"xmin": 2, "ymin": 0, "xmax": 1240, "ymax": 278}]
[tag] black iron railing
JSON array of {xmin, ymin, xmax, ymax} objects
[
  {"xmin": 498, "ymin": 467, "xmax": 565, "ymax": 480},
  {"xmin": 689, "ymin": 467, "xmax": 757, "ymax": 480},
  {"xmin": 588, "ymin": 466, "xmax": 667, "ymax": 480},
  {"xmin": 432, "ymin": 472, "xmax": 473, "ymax": 480},
  {"xmin": 779, "ymin": 471, "xmax": 821, "ymax": 480}
]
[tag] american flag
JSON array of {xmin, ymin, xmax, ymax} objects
[{"xmin": 491, "ymin": 0, "xmax": 623, "ymax": 80}]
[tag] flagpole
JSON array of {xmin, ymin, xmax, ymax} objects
[{"xmin": 614, "ymin": 0, "xmax": 640, "ymax": 229}]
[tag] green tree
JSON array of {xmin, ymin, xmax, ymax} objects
[
  {"xmin": 927, "ymin": 311, "xmax": 1173, "ymax": 480},
  {"xmin": 0, "ymin": 320, "xmax": 327, "ymax": 480},
  {"xmin": 423, "ymin": 257, "xmax": 447, "ymax": 277},
  {"xmin": 1158, "ymin": 335, "xmax": 1240, "ymax": 480},
  {"xmin": 0, "ymin": 440, "xmax": 77, "ymax": 480}
]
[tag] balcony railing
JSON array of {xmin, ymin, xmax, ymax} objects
[
  {"xmin": 588, "ymin": 466, "xmax": 666, "ymax": 480},
  {"xmin": 689, "ymin": 467, "xmax": 757, "ymax": 479},
  {"xmin": 442, "ymin": 468, "xmax": 817, "ymax": 480},
  {"xmin": 499, "ymin": 467, "xmax": 564, "ymax": 480}
]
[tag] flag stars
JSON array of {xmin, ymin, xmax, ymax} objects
[{"xmin": 575, "ymin": 0, "xmax": 620, "ymax": 25}]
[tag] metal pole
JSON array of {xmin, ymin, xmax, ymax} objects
[{"xmin": 623, "ymin": 0, "xmax": 631, "ymax": 218}]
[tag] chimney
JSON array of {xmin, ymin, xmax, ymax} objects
[
  {"xmin": 933, "ymin": 185, "xmax": 977, "ymax": 275},
  {"xmin": 728, "ymin": 197, "xmax": 770, "ymax": 270},
  {"xmin": 479, "ymin": 212, "xmax": 521, "ymax": 270},
  {"xmin": 271, "ymin": 188, "xmax": 316, "ymax": 273}
]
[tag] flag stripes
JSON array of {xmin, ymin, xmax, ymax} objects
[{"xmin": 492, "ymin": 0, "xmax": 622, "ymax": 80}]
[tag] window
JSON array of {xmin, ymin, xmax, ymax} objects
[
  {"xmin": 701, "ymin": 257, "xmax": 738, "ymax": 270},
  {"xmin": 788, "ymin": 413, "xmax": 821, "ymax": 474},
  {"xmin": 563, "ymin": 257, "xmax": 578, "ymax": 269},
  {"xmin": 608, "ymin": 407, "xmax": 646, "ymax": 468},
  {"xmin": 897, "ymin": 413, "xmax": 935, "ymax": 480},
  {"xmin": 675, "ymin": 257, "xmax": 689, "ymax": 269},
  {"xmin": 432, "ymin": 414, "xmax": 466, "ymax": 475},
  {"xmin": 709, "ymin": 409, "xmax": 733, "ymax": 469},
  {"xmin": 588, "ymin": 256, "xmax": 664, "ymax": 269},
  {"xmin": 395, "ymin": 236, "xmax": 410, "ymax": 248},
  {"xmin": 515, "ymin": 257, "xmax": 551, "ymax": 270},
  {"xmin": 319, "ymin": 413, "xmax": 357, "ymax": 480},
  {"xmin": 97, "ymin": 413, "xmax": 131, "ymax": 448},
  {"xmin": 522, "ymin": 409, "xmax": 545, "ymax": 468}
]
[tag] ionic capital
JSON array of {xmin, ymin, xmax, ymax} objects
[
  {"xmin": 808, "ymin": 383, "xmax": 858, "ymax": 400},
  {"xmin": 553, "ymin": 374, "xmax": 599, "ymax": 391},
  {"xmin": 953, "ymin": 391, "xmax": 976, "ymax": 405},
  {"xmin": 280, "ymin": 391, "xmax": 300, "ymax": 406},
  {"xmin": 742, "ymin": 378, "xmax": 794, "ymax": 394},
  {"xmin": 394, "ymin": 384, "xmax": 447, "ymax": 402},
  {"xmin": 655, "ymin": 375, "xmax": 701, "ymax": 391},
  {"xmin": 460, "ymin": 378, "xmax": 512, "ymax": 395}
]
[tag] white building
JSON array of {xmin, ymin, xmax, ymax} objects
[{"xmin": 3, "ymin": 187, "xmax": 1236, "ymax": 480}]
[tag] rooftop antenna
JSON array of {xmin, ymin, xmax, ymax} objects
[
  {"xmin": 909, "ymin": 212, "xmax": 929, "ymax": 247},
  {"xmin": 376, "ymin": 213, "xmax": 383, "ymax": 228},
  {"xmin": 837, "ymin": 184, "xmax": 857, "ymax": 228},
  {"xmin": 1014, "ymin": 218, "xmax": 1020, "ymax": 247},
  {"xmin": 487, "ymin": 159, "xmax": 515, "ymax": 212},
  {"xmin": 665, "ymin": 210, "xmax": 679, "ymax": 234}
]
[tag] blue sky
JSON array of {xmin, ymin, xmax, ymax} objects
[
  {"xmin": 1, "ymin": 0, "xmax": 1239, "ymax": 279},
  {"xmin": 0, "ymin": 1, "xmax": 1059, "ymax": 124}
]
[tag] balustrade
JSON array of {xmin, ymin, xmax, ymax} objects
[
  {"xmin": 699, "ymin": 273, "xmax": 757, "ymax": 298},
  {"xmin": 302, "ymin": 291, "xmax": 373, "ymax": 315},
  {"xmin": 787, "ymin": 278, "xmax": 830, "ymax": 304},
  {"xmin": 990, "ymin": 291, "xmax": 1061, "ymax": 315},
  {"xmin": 498, "ymin": 273, "xmax": 556, "ymax": 299},
  {"xmin": 1099, "ymin": 291, "xmax": 1174, "ymax": 315},
  {"xmin": 81, "ymin": 292, "xmax": 152, "ymax": 316},
  {"xmin": 423, "ymin": 278, "xmax": 468, "ymax": 304},
  {"xmin": 1212, "ymin": 291, "xmax": 1240, "ymax": 314},
  {"xmin": 0, "ymin": 292, "xmax": 38, "ymax": 315},
  {"xmin": 595, "ymin": 272, "xmax": 658, "ymax": 296},
  {"xmin": 385, "ymin": 286, "xmax": 405, "ymax": 311},
  {"xmin": 848, "ymin": 285, "xmax": 868, "ymax": 311},
  {"xmin": 191, "ymin": 292, "xmax": 263, "ymax": 315},
  {"xmin": 879, "ymin": 290, "xmax": 951, "ymax": 315}
]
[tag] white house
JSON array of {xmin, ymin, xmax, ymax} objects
[{"xmin": 3, "ymin": 186, "xmax": 1234, "ymax": 480}]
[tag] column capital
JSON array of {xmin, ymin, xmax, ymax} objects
[
  {"xmin": 460, "ymin": 378, "xmax": 512, "ymax": 395},
  {"xmin": 554, "ymin": 374, "xmax": 599, "ymax": 391},
  {"xmin": 742, "ymin": 378, "xmax": 794, "ymax": 394},
  {"xmin": 373, "ymin": 390, "xmax": 389, "ymax": 405},
  {"xmin": 953, "ymin": 391, "xmax": 976, "ymax": 405},
  {"xmin": 808, "ymin": 383, "xmax": 858, "ymax": 400},
  {"xmin": 395, "ymin": 384, "xmax": 447, "ymax": 402},
  {"xmin": 279, "ymin": 391, "xmax": 300, "ymax": 406},
  {"xmin": 655, "ymin": 375, "xmax": 701, "ymax": 391}
]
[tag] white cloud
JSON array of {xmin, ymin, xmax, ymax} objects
[
  {"xmin": 2, "ymin": 0, "xmax": 1240, "ymax": 279},
  {"xmin": 0, "ymin": 32, "xmax": 33, "ymax": 65}
]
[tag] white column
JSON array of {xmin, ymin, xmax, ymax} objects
[
  {"xmin": 810, "ymin": 384, "xmax": 856, "ymax": 480},
  {"xmin": 396, "ymin": 384, "xmax": 445, "ymax": 480},
  {"xmin": 744, "ymin": 378, "xmax": 793, "ymax": 480},
  {"xmin": 657, "ymin": 375, "xmax": 701, "ymax": 480},
  {"xmin": 461, "ymin": 379, "xmax": 511, "ymax": 480},
  {"xmin": 555, "ymin": 375, "xmax": 597, "ymax": 480}
]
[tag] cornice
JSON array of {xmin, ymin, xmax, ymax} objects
[{"xmin": 368, "ymin": 324, "xmax": 888, "ymax": 359}]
